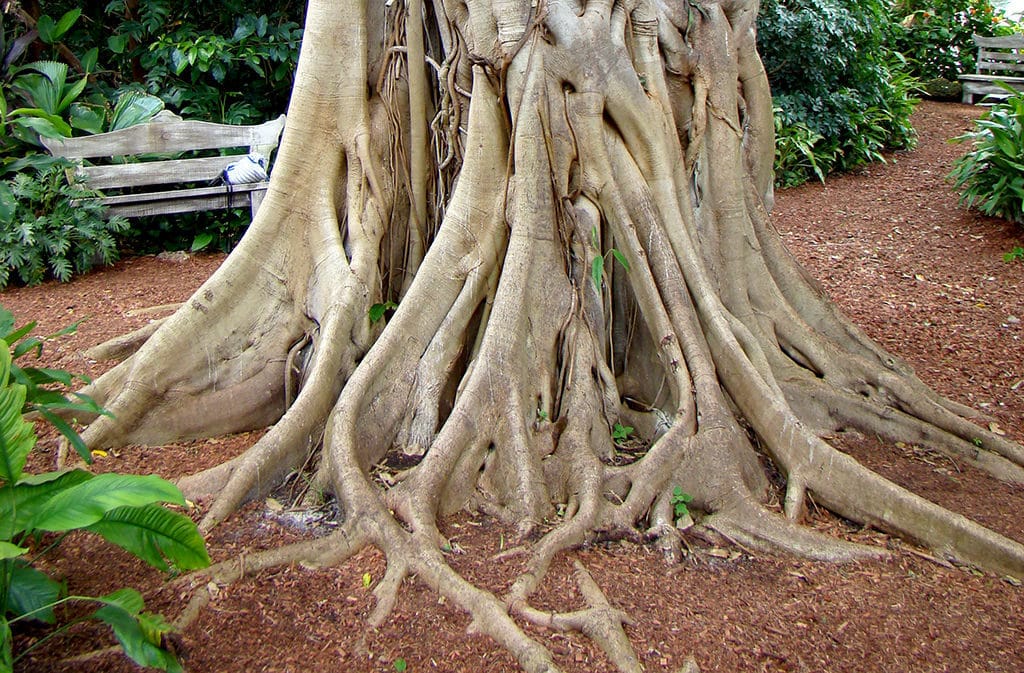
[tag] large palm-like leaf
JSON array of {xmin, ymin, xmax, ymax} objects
[
  {"xmin": 10, "ymin": 61, "xmax": 87, "ymax": 116},
  {"xmin": 87, "ymin": 504, "xmax": 210, "ymax": 572},
  {"xmin": 0, "ymin": 348, "xmax": 34, "ymax": 486},
  {"xmin": 26, "ymin": 473, "xmax": 185, "ymax": 532}
]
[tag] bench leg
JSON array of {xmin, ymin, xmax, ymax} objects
[{"xmin": 250, "ymin": 190, "xmax": 266, "ymax": 219}]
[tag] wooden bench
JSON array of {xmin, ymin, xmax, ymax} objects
[
  {"xmin": 41, "ymin": 112, "xmax": 286, "ymax": 219},
  {"xmin": 959, "ymin": 34, "xmax": 1024, "ymax": 104}
]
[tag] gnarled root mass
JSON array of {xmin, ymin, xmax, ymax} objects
[{"xmin": 76, "ymin": 1, "xmax": 1024, "ymax": 671}]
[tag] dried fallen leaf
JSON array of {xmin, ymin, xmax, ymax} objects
[
  {"xmin": 266, "ymin": 497, "xmax": 284, "ymax": 513},
  {"xmin": 988, "ymin": 422, "xmax": 1006, "ymax": 436}
]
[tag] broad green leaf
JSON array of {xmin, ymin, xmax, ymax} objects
[
  {"xmin": 0, "ymin": 541, "xmax": 27, "ymax": 560},
  {"xmin": 190, "ymin": 232, "xmax": 213, "ymax": 252},
  {"xmin": 610, "ymin": 248, "xmax": 630, "ymax": 272},
  {"xmin": 21, "ymin": 367, "xmax": 73, "ymax": 387},
  {"xmin": 7, "ymin": 563, "xmax": 61, "ymax": 624},
  {"xmin": 0, "ymin": 469, "xmax": 92, "ymax": 538},
  {"xmin": 27, "ymin": 474, "xmax": 185, "ymax": 532},
  {"xmin": 369, "ymin": 303, "xmax": 387, "ymax": 323},
  {"xmin": 591, "ymin": 256, "xmax": 603, "ymax": 290},
  {"xmin": 94, "ymin": 590, "xmax": 182, "ymax": 673},
  {"xmin": 9, "ymin": 114, "xmax": 71, "ymax": 140},
  {"xmin": 87, "ymin": 504, "xmax": 210, "ymax": 572},
  {"xmin": 57, "ymin": 77, "xmax": 88, "ymax": 115},
  {"xmin": 0, "ymin": 349, "xmax": 35, "ymax": 485},
  {"xmin": 53, "ymin": 9, "xmax": 82, "ymax": 40},
  {"xmin": 35, "ymin": 15, "xmax": 56, "ymax": 44},
  {"xmin": 80, "ymin": 47, "xmax": 99, "ymax": 75},
  {"xmin": 70, "ymin": 103, "xmax": 105, "ymax": 135},
  {"xmin": 109, "ymin": 92, "xmax": 164, "ymax": 131},
  {"xmin": 107, "ymin": 34, "xmax": 130, "ymax": 54},
  {"xmin": 10, "ymin": 334, "xmax": 41, "ymax": 357},
  {"xmin": 368, "ymin": 301, "xmax": 398, "ymax": 324},
  {"xmin": 2, "ymin": 618, "xmax": 12, "ymax": 673},
  {"xmin": 97, "ymin": 587, "xmax": 144, "ymax": 615},
  {"xmin": 0, "ymin": 310, "xmax": 13, "ymax": 342},
  {"xmin": 0, "ymin": 184, "xmax": 15, "ymax": 225},
  {"xmin": 12, "ymin": 61, "xmax": 68, "ymax": 115}
]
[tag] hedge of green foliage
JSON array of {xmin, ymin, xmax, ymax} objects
[
  {"xmin": 887, "ymin": 0, "xmax": 1020, "ymax": 83},
  {"xmin": 949, "ymin": 85, "xmax": 1024, "ymax": 225},
  {"xmin": 758, "ymin": 0, "xmax": 920, "ymax": 187},
  {"xmin": 44, "ymin": 0, "xmax": 305, "ymax": 126}
]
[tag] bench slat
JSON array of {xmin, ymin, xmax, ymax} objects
[
  {"xmin": 98, "ymin": 183, "xmax": 269, "ymax": 218},
  {"xmin": 973, "ymin": 35, "xmax": 1024, "ymax": 49},
  {"xmin": 43, "ymin": 115, "xmax": 285, "ymax": 160},
  {"xmin": 961, "ymin": 35, "xmax": 1024, "ymax": 103},
  {"xmin": 43, "ymin": 113, "xmax": 284, "ymax": 219},
  {"xmin": 959, "ymin": 73, "xmax": 1024, "ymax": 83},
  {"xmin": 79, "ymin": 155, "xmax": 245, "ymax": 190}
]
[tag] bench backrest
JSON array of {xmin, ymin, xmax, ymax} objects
[
  {"xmin": 974, "ymin": 34, "xmax": 1024, "ymax": 76},
  {"xmin": 41, "ymin": 112, "xmax": 286, "ymax": 191}
]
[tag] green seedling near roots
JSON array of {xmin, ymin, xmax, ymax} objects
[
  {"xmin": 671, "ymin": 486, "xmax": 694, "ymax": 519},
  {"xmin": 369, "ymin": 301, "xmax": 399, "ymax": 324},
  {"xmin": 589, "ymin": 227, "xmax": 630, "ymax": 289},
  {"xmin": 1004, "ymin": 246, "xmax": 1024, "ymax": 263},
  {"xmin": 612, "ymin": 423, "xmax": 633, "ymax": 443},
  {"xmin": 394, "ymin": 658, "xmax": 408, "ymax": 672}
]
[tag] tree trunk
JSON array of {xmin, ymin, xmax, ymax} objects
[{"xmin": 77, "ymin": 1, "xmax": 1024, "ymax": 670}]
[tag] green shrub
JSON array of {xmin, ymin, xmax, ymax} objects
[
  {"xmin": 100, "ymin": 2, "xmax": 303, "ymax": 125},
  {"xmin": 887, "ymin": 0, "xmax": 1020, "ymax": 83},
  {"xmin": 773, "ymin": 110, "xmax": 831, "ymax": 187},
  {"xmin": 949, "ymin": 85, "xmax": 1024, "ymax": 224},
  {"xmin": 0, "ymin": 161, "xmax": 129, "ymax": 289},
  {"xmin": 0, "ymin": 309, "xmax": 210, "ymax": 673},
  {"xmin": 758, "ymin": 0, "xmax": 919, "ymax": 187}
]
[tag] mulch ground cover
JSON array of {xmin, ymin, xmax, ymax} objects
[{"xmin": 2, "ymin": 100, "xmax": 1022, "ymax": 673}]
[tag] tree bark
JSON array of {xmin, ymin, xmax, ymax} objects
[{"xmin": 76, "ymin": 1, "xmax": 1024, "ymax": 670}]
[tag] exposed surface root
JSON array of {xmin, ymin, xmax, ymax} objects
[{"xmin": 75, "ymin": 1, "xmax": 1024, "ymax": 672}]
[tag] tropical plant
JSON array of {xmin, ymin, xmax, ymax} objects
[
  {"xmin": 103, "ymin": 4, "xmax": 303, "ymax": 125},
  {"xmin": 758, "ymin": 0, "xmax": 919, "ymax": 186},
  {"xmin": 887, "ymin": 0, "xmax": 1020, "ymax": 83},
  {"xmin": 949, "ymin": 84, "xmax": 1024, "ymax": 224},
  {"xmin": 0, "ymin": 307, "xmax": 107, "ymax": 458},
  {"xmin": 0, "ymin": 161, "xmax": 129, "ymax": 289},
  {"xmin": 0, "ymin": 309, "xmax": 210, "ymax": 673}
]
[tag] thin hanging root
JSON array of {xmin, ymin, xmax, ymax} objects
[{"xmin": 513, "ymin": 561, "xmax": 644, "ymax": 673}]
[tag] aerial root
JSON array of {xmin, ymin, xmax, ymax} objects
[
  {"xmin": 513, "ymin": 561, "xmax": 643, "ymax": 673},
  {"xmin": 171, "ymin": 525, "xmax": 368, "ymax": 633},
  {"xmin": 193, "ymin": 306, "xmax": 352, "ymax": 533},
  {"xmin": 368, "ymin": 560, "xmax": 409, "ymax": 626},
  {"xmin": 83, "ymin": 319, "xmax": 166, "ymax": 362},
  {"xmin": 703, "ymin": 497, "xmax": 885, "ymax": 563}
]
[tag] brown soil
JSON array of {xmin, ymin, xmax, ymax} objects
[{"xmin": 3, "ymin": 100, "xmax": 1023, "ymax": 673}]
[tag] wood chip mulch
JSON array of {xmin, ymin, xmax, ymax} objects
[{"xmin": 3, "ymin": 100, "xmax": 1022, "ymax": 673}]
